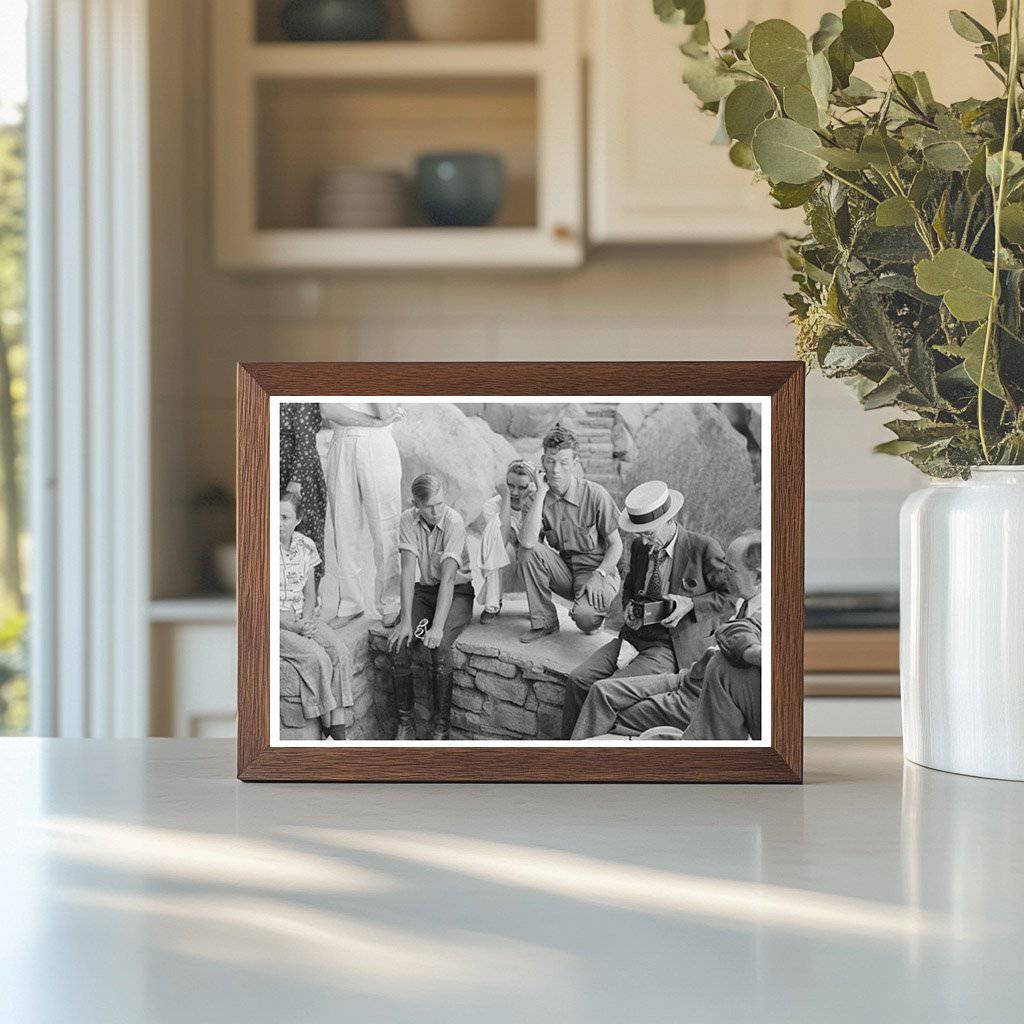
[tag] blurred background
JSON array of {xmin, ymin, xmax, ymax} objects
[{"xmin": 1, "ymin": 0, "xmax": 998, "ymax": 740}]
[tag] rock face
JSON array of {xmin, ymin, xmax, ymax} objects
[
  {"xmin": 622, "ymin": 402, "xmax": 760, "ymax": 546},
  {"xmin": 458, "ymin": 402, "xmax": 586, "ymax": 440},
  {"xmin": 390, "ymin": 404, "xmax": 518, "ymax": 524}
]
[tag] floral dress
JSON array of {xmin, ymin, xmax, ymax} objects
[{"xmin": 279, "ymin": 402, "xmax": 327, "ymax": 584}]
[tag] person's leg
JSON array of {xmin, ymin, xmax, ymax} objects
[
  {"xmin": 357, "ymin": 429, "xmax": 403, "ymax": 622},
  {"xmin": 518, "ymin": 543, "xmax": 574, "ymax": 631},
  {"xmin": 560, "ymin": 638, "xmax": 622, "ymax": 738},
  {"xmin": 610, "ymin": 688, "xmax": 694, "ymax": 737},
  {"xmin": 479, "ymin": 513, "xmax": 511, "ymax": 616},
  {"xmin": 390, "ymin": 585, "xmax": 435, "ymax": 739},
  {"xmin": 324, "ymin": 433, "xmax": 365, "ymax": 619},
  {"xmin": 311, "ymin": 622, "xmax": 354, "ymax": 739},
  {"xmin": 569, "ymin": 568, "xmax": 621, "ymax": 634},
  {"xmin": 280, "ymin": 629, "xmax": 337, "ymax": 723},
  {"xmin": 429, "ymin": 584, "xmax": 475, "ymax": 739},
  {"xmin": 682, "ymin": 655, "xmax": 762, "ymax": 740}
]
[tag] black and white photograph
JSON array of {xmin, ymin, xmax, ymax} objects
[{"xmin": 271, "ymin": 396, "xmax": 770, "ymax": 746}]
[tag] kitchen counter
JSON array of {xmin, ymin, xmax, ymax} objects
[{"xmin": 2, "ymin": 738, "xmax": 1021, "ymax": 1023}]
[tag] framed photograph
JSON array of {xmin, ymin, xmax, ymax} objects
[{"xmin": 237, "ymin": 362, "xmax": 804, "ymax": 782}]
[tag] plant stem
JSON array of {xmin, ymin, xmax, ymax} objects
[
  {"xmin": 979, "ymin": 0, "xmax": 1021, "ymax": 462},
  {"xmin": 821, "ymin": 167, "xmax": 879, "ymax": 203}
]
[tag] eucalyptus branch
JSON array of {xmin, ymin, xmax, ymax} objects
[
  {"xmin": 979, "ymin": 0, "xmax": 1021, "ymax": 462},
  {"xmin": 822, "ymin": 167, "xmax": 881, "ymax": 204}
]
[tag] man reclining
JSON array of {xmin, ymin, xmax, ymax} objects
[{"xmin": 569, "ymin": 530, "xmax": 763, "ymax": 741}]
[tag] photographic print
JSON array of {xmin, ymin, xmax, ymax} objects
[{"xmin": 238, "ymin": 362, "xmax": 804, "ymax": 782}]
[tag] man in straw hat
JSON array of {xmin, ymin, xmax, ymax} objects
[
  {"xmin": 559, "ymin": 479, "xmax": 733, "ymax": 739},
  {"xmin": 570, "ymin": 530, "xmax": 763, "ymax": 741}
]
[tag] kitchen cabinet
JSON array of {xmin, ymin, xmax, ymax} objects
[
  {"xmin": 211, "ymin": 0, "xmax": 583, "ymax": 269},
  {"xmin": 587, "ymin": 0, "xmax": 999, "ymax": 244}
]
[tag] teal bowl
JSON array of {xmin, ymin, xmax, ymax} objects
[
  {"xmin": 415, "ymin": 152, "xmax": 505, "ymax": 228},
  {"xmin": 281, "ymin": 0, "xmax": 387, "ymax": 42}
]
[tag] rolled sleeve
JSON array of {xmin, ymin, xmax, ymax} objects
[
  {"xmin": 592, "ymin": 486, "xmax": 619, "ymax": 543},
  {"xmin": 398, "ymin": 511, "xmax": 419, "ymax": 556},
  {"xmin": 440, "ymin": 510, "xmax": 468, "ymax": 565}
]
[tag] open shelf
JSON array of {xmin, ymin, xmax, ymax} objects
[{"xmin": 213, "ymin": 0, "xmax": 581, "ymax": 268}]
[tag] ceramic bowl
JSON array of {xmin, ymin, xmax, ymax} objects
[
  {"xmin": 281, "ymin": 0, "xmax": 388, "ymax": 42},
  {"xmin": 414, "ymin": 152, "xmax": 504, "ymax": 227},
  {"xmin": 403, "ymin": 0, "xmax": 533, "ymax": 42}
]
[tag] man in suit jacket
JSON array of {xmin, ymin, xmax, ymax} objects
[
  {"xmin": 560, "ymin": 480, "xmax": 732, "ymax": 738},
  {"xmin": 570, "ymin": 530, "xmax": 763, "ymax": 740}
]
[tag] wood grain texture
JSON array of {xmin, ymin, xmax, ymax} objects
[
  {"xmin": 805, "ymin": 629, "xmax": 899, "ymax": 674},
  {"xmin": 236, "ymin": 361, "xmax": 805, "ymax": 783}
]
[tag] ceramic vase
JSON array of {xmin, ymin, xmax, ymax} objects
[{"xmin": 900, "ymin": 467, "xmax": 1024, "ymax": 781}]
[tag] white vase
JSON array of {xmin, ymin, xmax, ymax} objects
[{"xmin": 900, "ymin": 467, "xmax": 1024, "ymax": 781}]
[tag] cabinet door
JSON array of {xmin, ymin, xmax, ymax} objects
[
  {"xmin": 588, "ymin": 1, "xmax": 1002, "ymax": 245},
  {"xmin": 589, "ymin": 1, "xmax": 814, "ymax": 243}
]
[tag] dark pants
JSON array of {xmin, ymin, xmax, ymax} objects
[
  {"xmin": 561, "ymin": 636, "xmax": 677, "ymax": 739},
  {"xmin": 682, "ymin": 652, "xmax": 762, "ymax": 740},
  {"xmin": 392, "ymin": 582, "xmax": 475, "ymax": 676}
]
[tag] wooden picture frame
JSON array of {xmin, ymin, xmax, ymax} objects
[{"xmin": 237, "ymin": 362, "xmax": 804, "ymax": 782}]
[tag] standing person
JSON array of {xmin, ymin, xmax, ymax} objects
[
  {"xmin": 278, "ymin": 492, "xmax": 354, "ymax": 739},
  {"xmin": 387, "ymin": 474, "xmax": 475, "ymax": 740},
  {"xmin": 279, "ymin": 402, "xmax": 327, "ymax": 585},
  {"xmin": 560, "ymin": 480, "xmax": 732, "ymax": 738},
  {"xmin": 516, "ymin": 425, "xmax": 623, "ymax": 643},
  {"xmin": 321, "ymin": 402, "xmax": 404, "ymax": 628},
  {"xmin": 571, "ymin": 531, "xmax": 763, "ymax": 740},
  {"xmin": 477, "ymin": 458, "xmax": 541, "ymax": 624}
]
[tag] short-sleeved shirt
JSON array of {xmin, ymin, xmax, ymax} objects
[
  {"xmin": 280, "ymin": 531, "xmax": 320, "ymax": 615},
  {"xmin": 398, "ymin": 505, "xmax": 472, "ymax": 585},
  {"xmin": 541, "ymin": 475, "xmax": 620, "ymax": 573}
]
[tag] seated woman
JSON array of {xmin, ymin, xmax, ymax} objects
[
  {"xmin": 569, "ymin": 531, "xmax": 762, "ymax": 741},
  {"xmin": 278, "ymin": 491, "xmax": 354, "ymax": 739},
  {"xmin": 387, "ymin": 474, "xmax": 475, "ymax": 740}
]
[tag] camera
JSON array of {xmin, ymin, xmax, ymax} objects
[{"xmin": 627, "ymin": 597, "xmax": 671, "ymax": 627}]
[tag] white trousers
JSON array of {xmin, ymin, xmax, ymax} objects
[{"xmin": 324, "ymin": 426, "xmax": 402, "ymax": 618}]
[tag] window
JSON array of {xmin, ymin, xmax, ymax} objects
[{"xmin": 0, "ymin": 0, "xmax": 28, "ymax": 734}]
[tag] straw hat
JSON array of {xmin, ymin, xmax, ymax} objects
[{"xmin": 618, "ymin": 480, "xmax": 684, "ymax": 533}]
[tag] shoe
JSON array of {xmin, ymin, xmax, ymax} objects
[
  {"xmin": 479, "ymin": 605, "xmax": 501, "ymax": 625},
  {"xmin": 328, "ymin": 725, "xmax": 347, "ymax": 741},
  {"xmin": 381, "ymin": 611, "xmax": 401, "ymax": 629},
  {"xmin": 519, "ymin": 623, "xmax": 559, "ymax": 644}
]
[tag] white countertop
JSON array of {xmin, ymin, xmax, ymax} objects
[{"xmin": 1, "ymin": 738, "xmax": 1021, "ymax": 1023}]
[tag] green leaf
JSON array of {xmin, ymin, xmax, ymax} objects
[
  {"xmin": 875, "ymin": 196, "xmax": 918, "ymax": 228},
  {"xmin": 959, "ymin": 324, "xmax": 1007, "ymax": 398},
  {"xmin": 862, "ymin": 374, "xmax": 902, "ymax": 410},
  {"xmin": 770, "ymin": 179, "xmax": 820, "ymax": 209},
  {"xmin": 728, "ymin": 140, "xmax": 757, "ymax": 169},
  {"xmin": 814, "ymin": 146, "xmax": 872, "ymax": 170},
  {"xmin": 724, "ymin": 20, "xmax": 755, "ymax": 53},
  {"xmin": 993, "ymin": 0, "xmax": 1008, "ymax": 24},
  {"xmin": 681, "ymin": 55, "xmax": 737, "ymax": 103},
  {"xmin": 885, "ymin": 418, "xmax": 963, "ymax": 443},
  {"xmin": 752, "ymin": 117, "xmax": 827, "ymax": 184},
  {"xmin": 807, "ymin": 51, "xmax": 833, "ymax": 110},
  {"xmin": 909, "ymin": 165, "xmax": 936, "ymax": 205},
  {"xmin": 748, "ymin": 19, "xmax": 810, "ymax": 87},
  {"xmin": 723, "ymin": 81, "xmax": 775, "ymax": 143},
  {"xmin": 948, "ymin": 10, "xmax": 993, "ymax": 44},
  {"xmin": 1000, "ymin": 202, "xmax": 1024, "ymax": 242},
  {"xmin": 860, "ymin": 133, "xmax": 905, "ymax": 172},
  {"xmin": 783, "ymin": 83, "xmax": 822, "ymax": 129},
  {"xmin": 912, "ymin": 71, "xmax": 935, "ymax": 105},
  {"xmin": 827, "ymin": 35, "xmax": 855, "ymax": 89},
  {"xmin": 923, "ymin": 141, "xmax": 972, "ymax": 171},
  {"xmin": 810, "ymin": 12, "xmax": 843, "ymax": 54},
  {"xmin": 836, "ymin": 75, "xmax": 877, "ymax": 104},
  {"xmin": 986, "ymin": 150, "xmax": 1024, "ymax": 190},
  {"xmin": 842, "ymin": 1, "xmax": 894, "ymax": 60},
  {"xmin": 653, "ymin": 0, "xmax": 705, "ymax": 25},
  {"xmin": 915, "ymin": 249, "xmax": 994, "ymax": 321},
  {"xmin": 874, "ymin": 439, "xmax": 921, "ymax": 455},
  {"xmin": 967, "ymin": 143, "xmax": 993, "ymax": 193}
]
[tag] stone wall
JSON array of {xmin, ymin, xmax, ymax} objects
[{"xmin": 361, "ymin": 596, "xmax": 611, "ymax": 741}]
